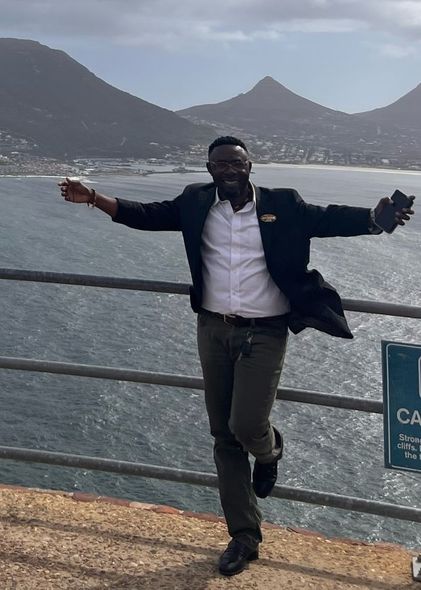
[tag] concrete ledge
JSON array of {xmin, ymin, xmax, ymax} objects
[
  {"xmin": 0, "ymin": 482, "xmax": 418, "ymax": 589},
  {"xmin": 0, "ymin": 482, "xmax": 404, "ymax": 549}
]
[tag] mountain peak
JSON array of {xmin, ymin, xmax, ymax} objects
[
  {"xmin": 250, "ymin": 76, "xmax": 286, "ymax": 93},
  {"xmin": 0, "ymin": 37, "xmax": 213, "ymax": 157},
  {"xmin": 0, "ymin": 38, "xmax": 45, "ymax": 49},
  {"xmin": 256, "ymin": 75, "xmax": 278, "ymax": 85},
  {"xmin": 177, "ymin": 75, "xmax": 341, "ymax": 137},
  {"xmin": 357, "ymin": 81, "xmax": 421, "ymax": 129}
]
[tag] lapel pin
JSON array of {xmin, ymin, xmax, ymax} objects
[{"xmin": 260, "ymin": 213, "xmax": 277, "ymax": 223}]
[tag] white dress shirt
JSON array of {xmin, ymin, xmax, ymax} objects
[{"xmin": 201, "ymin": 184, "xmax": 290, "ymax": 318}]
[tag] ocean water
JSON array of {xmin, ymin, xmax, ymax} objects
[{"xmin": 0, "ymin": 163, "xmax": 420, "ymax": 548}]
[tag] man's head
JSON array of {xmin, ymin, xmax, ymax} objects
[{"xmin": 206, "ymin": 136, "xmax": 252, "ymax": 201}]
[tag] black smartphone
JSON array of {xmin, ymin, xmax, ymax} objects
[{"xmin": 374, "ymin": 189, "xmax": 415, "ymax": 233}]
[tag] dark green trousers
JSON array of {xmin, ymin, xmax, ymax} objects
[{"xmin": 197, "ymin": 312, "xmax": 288, "ymax": 549}]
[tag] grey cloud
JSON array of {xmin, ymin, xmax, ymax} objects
[{"xmin": 1, "ymin": 0, "xmax": 421, "ymax": 46}]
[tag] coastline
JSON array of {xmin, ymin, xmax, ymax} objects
[
  {"xmin": 2, "ymin": 161, "xmax": 421, "ymax": 179},
  {"xmin": 254, "ymin": 162, "xmax": 421, "ymax": 176}
]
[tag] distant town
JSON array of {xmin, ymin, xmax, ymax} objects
[{"xmin": 2, "ymin": 134, "xmax": 421, "ymax": 176}]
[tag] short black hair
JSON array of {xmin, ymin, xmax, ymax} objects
[{"xmin": 208, "ymin": 136, "xmax": 248, "ymax": 157}]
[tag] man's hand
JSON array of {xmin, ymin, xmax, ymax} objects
[
  {"xmin": 374, "ymin": 195, "xmax": 415, "ymax": 227},
  {"xmin": 59, "ymin": 177, "xmax": 92, "ymax": 203},
  {"xmin": 58, "ymin": 178, "xmax": 118, "ymax": 218}
]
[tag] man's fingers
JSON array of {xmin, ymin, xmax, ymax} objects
[{"xmin": 395, "ymin": 209, "xmax": 413, "ymax": 226}]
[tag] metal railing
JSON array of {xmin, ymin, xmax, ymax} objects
[
  {"xmin": 1, "ymin": 267, "xmax": 421, "ymax": 524},
  {"xmin": 2, "ymin": 267, "xmax": 421, "ymax": 319}
]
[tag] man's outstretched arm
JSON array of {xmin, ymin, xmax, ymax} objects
[
  {"xmin": 58, "ymin": 177, "xmax": 181, "ymax": 231},
  {"xmin": 298, "ymin": 193, "xmax": 415, "ymax": 238}
]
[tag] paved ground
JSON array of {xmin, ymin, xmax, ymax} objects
[{"xmin": 0, "ymin": 484, "xmax": 419, "ymax": 589}]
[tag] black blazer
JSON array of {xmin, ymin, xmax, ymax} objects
[{"xmin": 113, "ymin": 182, "xmax": 374, "ymax": 339}]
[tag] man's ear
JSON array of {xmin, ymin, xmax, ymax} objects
[
  {"xmin": 248, "ymin": 161, "xmax": 252, "ymax": 173},
  {"xmin": 206, "ymin": 162, "xmax": 212, "ymax": 175}
]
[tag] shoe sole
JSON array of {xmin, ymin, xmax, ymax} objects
[
  {"xmin": 218, "ymin": 551, "xmax": 259, "ymax": 576},
  {"xmin": 253, "ymin": 485, "xmax": 276, "ymax": 499}
]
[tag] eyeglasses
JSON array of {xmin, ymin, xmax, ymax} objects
[{"xmin": 208, "ymin": 159, "xmax": 249, "ymax": 172}]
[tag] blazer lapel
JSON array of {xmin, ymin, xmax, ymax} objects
[
  {"xmin": 185, "ymin": 185, "xmax": 215, "ymax": 278},
  {"xmin": 255, "ymin": 185, "xmax": 274, "ymax": 258},
  {"xmin": 197, "ymin": 185, "xmax": 216, "ymax": 227}
]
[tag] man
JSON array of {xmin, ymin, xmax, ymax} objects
[{"xmin": 59, "ymin": 136, "xmax": 414, "ymax": 576}]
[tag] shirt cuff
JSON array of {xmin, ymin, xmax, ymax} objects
[{"xmin": 368, "ymin": 208, "xmax": 383, "ymax": 234}]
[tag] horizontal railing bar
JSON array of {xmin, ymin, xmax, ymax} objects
[
  {"xmin": 0, "ymin": 268, "xmax": 189, "ymax": 295},
  {"xmin": 0, "ymin": 356, "xmax": 383, "ymax": 413},
  {"xmin": 341, "ymin": 297, "xmax": 421, "ymax": 319},
  {"xmin": 280, "ymin": 386, "xmax": 382, "ymax": 413},
  {"xmin": 0, "ymin": 445, "xmax": 419, "ymax": 523},
  {"xmin": 1, "ymin": 268, "xmax": 420, "ymax": 319},
  {"xmin": 270, "ymin": 485, "xmax": 421, "ymax": 522},
  {"xmin": 0, "ymin": 268, "xmax": 190, "ymax": 295}
]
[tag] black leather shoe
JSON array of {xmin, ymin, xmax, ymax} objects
[
  {"xmin": 253, "ymin": 432, "xmax": 283, "ymax": 498},
  {"xmin": 253, "ymin": 430, "xmax": 284, "ymax": 498},
  {"xmin": 252, "ymin": 459, "xmax": 278, "ymax": 498},
  {"xmin": 218, "ymin": 539, "xmax": 259, "ymax": 576}
]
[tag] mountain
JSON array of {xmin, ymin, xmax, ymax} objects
[
  {"xmin": 178, "ymin": 76, "xmax": 421, "ymax": 168},
  {"xmin": 2, "ymin": 39, "xmax": 420, "ymax": 168},
  {"xmin": 177, "ymin": 76, "xmax": 355, "ymax": 137},
  {"xmin": 356, "ymin": 84, "xmax": 421, "ymax": 130},
  {"xmin": 0, "ymin": 38, "xmax": 214, "ymax": 158}
]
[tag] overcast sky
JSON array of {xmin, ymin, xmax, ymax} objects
[{"xmin": 2, "ymin": 0, "xmax": 421, "ymax": 113}]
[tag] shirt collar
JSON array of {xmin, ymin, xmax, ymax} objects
[{"xmin": 213, "ymin": 182, "xmax": 255, "ymax": 208}]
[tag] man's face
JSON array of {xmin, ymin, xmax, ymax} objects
[{"xmin": 206, "ymin": 144, "xmax": 252, "ymax": 199}]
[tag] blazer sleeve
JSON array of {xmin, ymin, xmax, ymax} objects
[
  {"xmin": 295, "ymin": 191, "xmax": 372, "ymax": 238},
  {"xmin": 112, "ymin": 197, "xmax": 181, "ymax": 231}
]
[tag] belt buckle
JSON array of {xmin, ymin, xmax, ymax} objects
[{"xmin": 223, "ymin": 314, "xmax": 237, "ymax": 325}]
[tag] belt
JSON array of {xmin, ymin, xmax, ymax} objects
[{"xmin": 199, "ymin": 309, "xmax": 286, "ymax": 328}]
